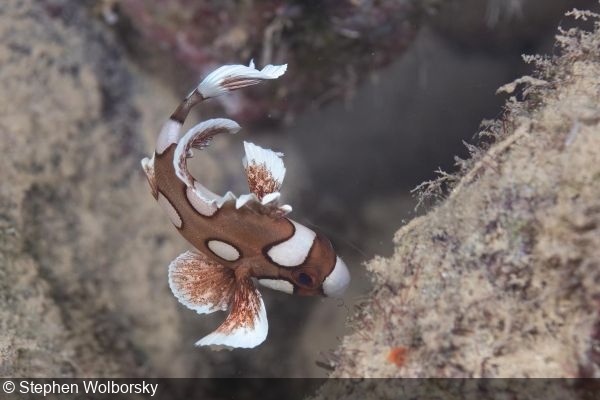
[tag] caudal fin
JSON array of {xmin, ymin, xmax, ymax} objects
[
  {"xmin": 152, "ymin": 60, "xmax": 287, "ymax": 156},
  {"xmin": 198, "ymin": 61, "xmax": 287, "ymax": 99}
]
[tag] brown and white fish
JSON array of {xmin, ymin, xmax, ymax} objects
[{"xmin": 141, "ymin": 61, "xmax": 350, "ymax": 349}]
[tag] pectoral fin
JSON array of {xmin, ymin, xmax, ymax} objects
[{"xmin": 168, "ymin": 251, "xmax": 235, "ymax": 314}]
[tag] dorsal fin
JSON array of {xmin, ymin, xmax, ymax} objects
[{"xmin": 173, "ymin": 118, "xmax": 241, "ymax": 188}]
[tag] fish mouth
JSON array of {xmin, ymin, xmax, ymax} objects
[{"xmin": 322, "ymin": 256, "xmax": 351, "ymax": 298}]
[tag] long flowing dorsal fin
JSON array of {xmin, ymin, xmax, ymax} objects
[{"xmin": 173, "ymin": 118, "xmax": 241, "ymax": 188}]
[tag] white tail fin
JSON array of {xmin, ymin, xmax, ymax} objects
[{"xmin": 198, "ymin": 61, "xmax": 287, "ymax": 98}]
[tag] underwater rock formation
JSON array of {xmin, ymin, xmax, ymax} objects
[{"xmin": 316, "ymin": 7, "xmax": 600, "ymax": 396}]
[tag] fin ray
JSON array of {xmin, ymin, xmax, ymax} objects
[
  {"xmin": 243, "ymin": 141, "xmax": 286, "ymax": 200},
  {"xmin": 173, "ymin": 118, "xmax": 241, "ymax": 187},
  {"xmin": 168, "ymin": 251, "xmax": 235, "ymax": 314},
  {"xmin": 198, "ymin": 62, "xmax": 287, "ymax": 98},
  {"xmin": 195, "ymin": 275, "xmax": 268, "ymax": 349}
]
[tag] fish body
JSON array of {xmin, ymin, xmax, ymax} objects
[{"xmin": 141, "ymin": 62, "xmax": 350, "ymax": 348}]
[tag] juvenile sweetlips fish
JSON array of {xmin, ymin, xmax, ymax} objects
[{"xmin": 141, "ymin": 61, "xmax": 350, "ymax": 349}]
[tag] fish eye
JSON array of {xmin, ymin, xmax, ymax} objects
[{"xmin": 298, "ymin": 272, "xmax": 313, "ymax": 286}]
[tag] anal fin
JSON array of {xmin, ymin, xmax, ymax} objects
[{"xmin": 243, "ymin": 141, "xmax": 285, "ymax": 200}]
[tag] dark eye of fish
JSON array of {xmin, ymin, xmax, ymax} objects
[{"xmin": 298, "ymin": 272, "xmax": 313, "ymax": 286}]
